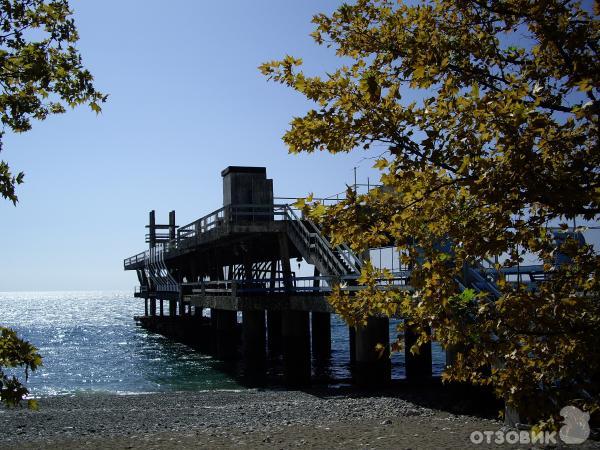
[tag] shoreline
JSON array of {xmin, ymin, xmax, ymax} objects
[{"xmin": 3, "ymin": 385, "xmax": 598, "ymax": 449}]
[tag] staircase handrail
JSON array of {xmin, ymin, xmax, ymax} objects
[
  {"xmin": 282, "ymin": 204, "xmax": 313, "ymax": 246},
  {"xmin": 303, "ymin": 218, "xmax": 348, "ymax": 274},
  {"xmin": 311, "ymin": 226, "xmax": 349, "ymax": 276},
  {"xmin": 466, "ymin": 266, "xmax": 502, "ymax": 299},
  {"xmin": 283, "ymin": 205, "xmax": 348, "ymax": 276},
  {"xmin": 305, "ymin": 219, "xmax": 362, "ymax": 275},
  {"xmin": 337, "ymin": 242, "xmax": 363, "ymax": 274}
]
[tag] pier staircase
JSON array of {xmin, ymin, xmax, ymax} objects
[
  {"xmin": 282, "ymin": 205, "xmax": 362, "ymax": 278},
  {"xmin": 455, "ymin": 230, "xmax": 586, "ymax": 297},
  {"xmin": 456, "ymin": 263, "xmax": 502, "ymax": 299}
]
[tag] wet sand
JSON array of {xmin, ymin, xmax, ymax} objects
[{"xmin": 1, "ymin": 386, "xmax": 598, "ymax": 449}]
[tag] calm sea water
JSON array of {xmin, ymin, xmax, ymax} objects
[{"xmin": 0, "ymin": 291, "xmax": 445, "ymax": 396}]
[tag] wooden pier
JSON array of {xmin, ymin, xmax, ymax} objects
[{"xmin": 124, "ymin": 166, "xmax": 430, "ymax": 387}]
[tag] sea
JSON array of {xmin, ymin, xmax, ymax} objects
[{"xmin": 0, "ymin": 291, "xmax": 446, "ymax": 397}]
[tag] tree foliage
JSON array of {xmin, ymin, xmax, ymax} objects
[
  {"xmin": 0, "ymin": 0, "xmax": 106, "ymax": 203},
  {"xmin": 262, "ymin": 0, "xmax": 599, "ymax": 425},
  {"xmin": 0, "ymin": 326, "xmax": 41, "ymax": 408}
]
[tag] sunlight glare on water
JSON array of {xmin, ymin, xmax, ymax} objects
[
  {"xmin": 0, "ymin": 291, "xmax": 240, "ymax": 396},
  {"xmin": 0, "ymin": 291, "xmax": 445, "ymax": 396}
]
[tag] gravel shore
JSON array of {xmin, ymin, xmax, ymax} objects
[{"xmin": 1, "ymin": 387, "xmax": 598, "ymax": 449}]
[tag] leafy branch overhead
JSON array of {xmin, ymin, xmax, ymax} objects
[
  {"xmin": 0, "ymin": 0, "xmax": 107, "ymax": 204},
  {"xmin": 262, "ymin": 0, "xmax": 599, "ymax": 426}
]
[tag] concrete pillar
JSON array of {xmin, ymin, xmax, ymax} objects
[
  {"xmin": 150, "ymin": 298, "xmax": 157, "ymax": 316},
  {"xmin": 311, "ymin": 312, "xmax": 331, "ymax": 360},
  {"xmin": 269, "ymin": 260, "xmax": 277, "ymax": 294},
  {"xmin": 310, "ymin": 268, "xmax": 330, "ymax": 360},
  {"xmin": 148, "ymin": 210, "xmax": 156, "ymax": 249},
  {"xmin": 267, "ymin": 310, "xmax": 282, "ymax": 356},
  {"xmin": 404, "ymin": 325, "xmax": 432, "ymax": 382},
  {"xmin": 278, "ymin": 234, "xmax": 292, "ymax": 292},
  {"xmin": 445, "ymin": 344, "xmax": 461, "ymax": 368},
  {"xmin": 282, "ymin": 310, "xmax": 311, "ymax": 386},
  {"xmin": 242, "ymin": 310, "xmax": 266, "ymax": 379},
  {"xmin": 211, "ymin": 309, "xmax": 238, "ymax": 360},
  {"xmin": 244, "ymin": 262, "xmax": 253, "ymax": 288},
  {"xmin": 168, "ymin": 210, "xmax": 176, "ymax": 241},
  {"xmin": 354, "ymin": 317, "xmax": 391, "ymax": 387},
  {"xmin": 266, "ymin": 259, "xmax": 282, "ymax": 356}
]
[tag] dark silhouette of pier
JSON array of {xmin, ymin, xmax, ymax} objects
[{"xmin": 124, "ymin": 166, "xmax": 564, "ymax": 387}]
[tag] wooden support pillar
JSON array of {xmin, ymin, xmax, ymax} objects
[
  {"xmin": 211, "ymin": 309, "xmax": 238, "ymax": 360},
  {"xmin": 354, "ymin": 317, "xmax": 391, "ymax": 387},
  {"xmin": 169, "ymin": 299, "xmax": 177, "ymax": 317},
  {"xmin": 150, "ymin": 298, "xmax": 157, "ymax": 316},
  {"xmin": 159, "ymin": 299, "xmax": 164, "ymax": 316},
  {"xmin": 404, "ymin": 324, "xmax": 432, "ymax": 382},
  {"xmin": 242, "ymin": 310, "xmax": 266, "ymax": 379},
  {"xmin": 144, "ymin": 298, "xmax": 148, "ymax": 316},
  {"xmin": 282, "ymin": 310, "xmax": 311, "ymax": 386}
]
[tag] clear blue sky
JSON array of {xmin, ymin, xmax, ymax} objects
[
  {"xmin": 0, "ymin": 1, "xmax": 382, "ymax": 291},
  {"xmin": 0, "ymin": 1, "xmax": 597, "ymax": 291}
]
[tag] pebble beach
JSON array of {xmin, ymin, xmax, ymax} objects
[
  {"xmin": 0, "ymin": 388, "xmax": 494, "ymax": 449},
  {"xmin": 2, "ymin": 386, "xmax": 599, "ymax": 449}
]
